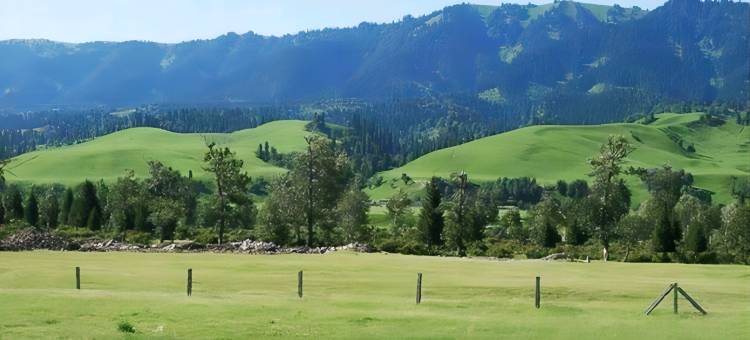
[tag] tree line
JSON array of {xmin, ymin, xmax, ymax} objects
[{"xmin": 1, "ymin": 133, "xmax": 748, "ymax": 264}]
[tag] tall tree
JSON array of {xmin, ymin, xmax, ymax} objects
[
  {"xmin": 616, "ymin": 214, "xmax": 650, "ymax": 262},
  {"xmin": 203, "ymin": 143, "xmax": 253, "ymax": 244},
  {"xmin": 0, "ymin": 158, "xmax": 8, "ymax": 186},
  {"xmin": 69, "ymin": 180, "xmax": 101, "ymax": 229},
  {"xmin": 587, "ymin": 135, "xmax": 633, "ymax": 261},
  {"xmin": 336, "ymin": 184, "xmax": 371, "ymax": 243},
  {"xmin": 24, "ymin": 190, "xmax": 39, "ymax": 227},
  {"xmin": 39, "ymin": 190, "xmax": 60, "ymax": 229},
  {"xmin": 259, "ymin": 175, "xmax": 300, "ymax": 245},
  {"xmin": 60, "ymin": 188, "xmax": 74, "ymax": 225},
  {"xmin": 292, "ymin": 135, "xmax": 351, "ymax": 246},
  {"xmin": 5, "ymin": 186, "xmax": 24, "ymax": 221},
  {"xmin": 418, "ymin": 177, "xmax": 444, "ymax": 246},
  {"xmin": 528, "ymin": 194, "xmax": 562, "ymax": 248},
  {"xmin": 444, "ymin": 171, "xmax": 471, "ymax": 256},
  {"xmin": 108, "ymin": 170, "xmax": 144, "ymax": 239}
]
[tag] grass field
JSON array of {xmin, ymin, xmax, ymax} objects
[
  {"xmin": 0, "ymin": 251, "xmax": 747, "ymax": 339},
  {"xmin": 370, "ymin": 113, "xmax": 750, "ymax": 204},
  {"xmin": 5, "ymin": 121, "xmax": 312, "ymax": 186}
]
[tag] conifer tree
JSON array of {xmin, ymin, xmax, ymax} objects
[
  {"xmin": 61, "ymin": 188, "xmax": 74, "ymax": 225},
  {"xmin": 24, "ymin": 190, "xmax": 39, "ymax": 227},
  {"xmin": 418, "ymin": 177, "xmax": 444, "ymax": 246}
]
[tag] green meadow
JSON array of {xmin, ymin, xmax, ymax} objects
[
  {"xmin": 370, "ymin": 113, "xmax": 750, "ymax": 204},
  {"xmin": 0, "ymin": 251, "xmax": 747, "ymax": 339},
  {"xmin": 5, "ymin": 120, "xmax": 312, "ymax": 186}
]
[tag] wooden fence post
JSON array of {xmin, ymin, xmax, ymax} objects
[
  {"xmin": 75, "ymin": 267, "xmax": 80, "ymax": 290},
  {"xmin": 673, "ymin": 282, "xmax": 678, "ymax": 314},
  {"xmin": 535, "ymin": 276, "xmax": 541, "ymax": 309},
  {"xmin": 187, "ymin": 268, "xmax": 192, "ymax": 296},
  {"xmin": 298, "ymin": 270, "xmax": 303, "ymax": 298},
  {"xmin": 416, "ymin": 273, "xmax": 423, "ymax": 304}
]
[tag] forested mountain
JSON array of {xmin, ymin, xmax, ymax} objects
[{"xmin": 0, "ymin": 0, "xmax": 747, "ymax": 110}]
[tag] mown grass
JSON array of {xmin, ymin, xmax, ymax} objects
[
  {"xmin": 370, "ymin": 113, "xmax": 750, "ymax": 204},
  {"xmin": 0, "ymin": 251, "xmax": 747, "ymax": 339},
  {"xmin": 5, "ymin": 120, "xmax": 312, "ymax": 186}
]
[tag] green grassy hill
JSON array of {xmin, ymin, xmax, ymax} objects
[
  {"xmin": 370, "ymin": 113, "xmax": 749, "ymax": 204},
  {"xmin": 6, "ymin": 120, "xmax": 312, "ymax": 186}
]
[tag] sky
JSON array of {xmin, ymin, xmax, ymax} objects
[{"xmin": 0, "ymin": 0, "xmax": 673, "ymax": 43}]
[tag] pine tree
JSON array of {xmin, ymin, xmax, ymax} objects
[
  {"xmin": 24, "ymin": 191, "xmax": 39, "ymax": 227},
  {"xmin": 86, "ymin": 206, "xmax": 102, "ymax": 231},
  {"xmin": 685, "ymin": 223, "xmax": 708, "ymax": 253},
  {"xmin": 540, "ymin": 222, "xmax": 561, "ymax": 248},
  {"xmin": 69, "ymin": 181, "xmax": 100, "ymax": 228},
  {"xmin": 0, "ymin": 201, "xmax": 4, "ymax": 225},
  {"xmin": 652, "ymin": 210, "xmax": 677, "ymax": 253},
  {"xmin": 5, "ymin": 186, "xmax": 24, "ymax": 221},
  {"xmin": 61, "ymin": 188, "xmax": 74, "ymax": 225},
  {"xmin": 418, "ymin": 177, "xmax": 444, "ymax": 246}
]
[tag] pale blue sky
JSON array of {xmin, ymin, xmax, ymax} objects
[{"xmin": 0, "ymin": 0, "xmax": 671, "ymax": 43}]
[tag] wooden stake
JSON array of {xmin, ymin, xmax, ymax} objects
[
  {"xmin": 416, "ymin": 273, "xmax": 423, "ymax": 304},
  {"xmin": 677, "ymin": 287, "xmax": 707, "ymax": 315},
  {"xmin": 187, "ymin": 268, "xmax": 192, "ymax": 296},
  {"xmin": 673, "ymin": 282, "xmax": 678, "ymax": 314},
  {"xmin": 298, "ymin": 270, "xmax": 303, "ymax": 298},
  {"xmin": 645, "ymin": 283, "xmax": 675, "ymax": 315},
  {"xmin": 535, "ymin": 276, "xmax": 541, "ymax": 309},
  {"xmin": 75, "ymin": 267, "xmax": 80, "ymax": 290}
]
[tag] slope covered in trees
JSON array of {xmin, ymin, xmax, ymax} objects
[
  {"xmin": 0, "ymin": 0, "xmax": 746, "ymax": 113},
  {"xmin": 5, "ymin": 120, "xmax": 312, "ymax": 185},
  {"xmin": 371, "ymin": 113, "xmax": 750, "ymax": 204}
]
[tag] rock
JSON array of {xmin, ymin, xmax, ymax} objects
[{"xmin": 541, "ymin": 252, "xmax": 569, "ymax": 261}]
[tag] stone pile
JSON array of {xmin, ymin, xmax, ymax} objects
[
  {"xmin": 0, "ymin": 229, "xmax": 70, "ymax": 251},
  {"xmin": 1, "ymin": 229, "xmax": 373, "ymax": 255}
]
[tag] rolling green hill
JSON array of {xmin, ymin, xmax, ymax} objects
[
  {"xmin": 6, "ymin": 120, "xmax": 312, "ymax": 186},
  {"xmin": 370, "ymin": 113, "xmax": 749, "ymax": 204}
]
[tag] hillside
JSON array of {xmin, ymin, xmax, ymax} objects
[
  {"xmin": 0, "ymin": 0, "xmax": 746, "ymax": 113},
  {"xmin": 5, "ymin": 120, "xmax": 312, "ymax": 185},
  {"xmin": 370, "ymin": 113, "xmax": 750, "ymax": 204}
]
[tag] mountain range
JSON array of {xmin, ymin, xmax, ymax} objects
[{"xmin": 0, "ymin": 0, "xmax": 747, "ymax": 108}]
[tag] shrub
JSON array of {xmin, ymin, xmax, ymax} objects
[
  {"xmin": 193, "ymin": 228, "xmax": 218, "ymax": 245},
  {"xmin": 117, "ymin": 321, "xmax": 136, "ymax": 333},
  {"xmin": 125, "ymin": 232, "xmax": 152, "ymax": 246},
  {"xmin": 524, "ymin": 245, "xmax": 549, "ymax": 259},
  {"xmin": 224, "ymin": 228, "xmax": 255, "ymax": 242},
  {"xmin": 486, "ymin": 241, "xmax": 514, "ymax": 259}
]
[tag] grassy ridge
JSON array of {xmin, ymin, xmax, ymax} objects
[
  {"xmin": 0, "ymin": 251, "xmax": 747, "ymax": 339},
  {"xmin": 371, "ymin": 113, "xmax": 749, "ymax": 204},
  {"xmin": 6, "ymin": 120, "xmax": 312, "ymax": 186}
]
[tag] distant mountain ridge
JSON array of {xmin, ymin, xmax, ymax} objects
[{"xmin": 0, "ymin": 0, "xmax": 747, "ymax": 108}]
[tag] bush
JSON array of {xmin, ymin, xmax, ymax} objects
[
  {"xmin": 524, "ymin": 245, "xmax": 549, "ymax": 259},
  {"xmin": 117, "ymin": 321, "xmax": 136, "ymax": 333},
  {"xmin": 397, "ymin": 240, "xmax": 428, "ymax": 255},
  {"xmin": 125, "ymin": 232, "xmax": 152, "ymax": 245},
  {"xmin": 224, "ymin": 228, "xmax": 255, "ymax": 242},
  {"xmin": 486, "ymin": 241, "xmax": 514, "ymax": 259},
  {"xmin": 193, "ymin": 228, "xmax": 218, "ymax": 245},
  {"xmin": 0, "ymin": 221, "xmax": 29, "ymax": 240},
  {"xmin": 375, "ymin": 238, "xmax": 400, "ymax": 253},
  {"xmin": 466, "ymin": 241, "xmax": 488, "ymax": 257},
  {"xmin": 54, "ymin": 225, "xmax": 98, "ymax": 240}
]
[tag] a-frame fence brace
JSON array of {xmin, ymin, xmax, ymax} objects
[{"xmin": 644, "ymin": 282, "xmax": 707, "ymax": 315}]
